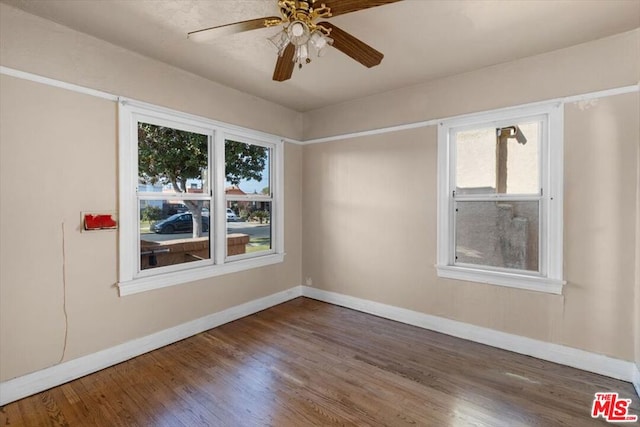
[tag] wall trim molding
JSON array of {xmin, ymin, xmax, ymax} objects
[
  {"xmin": 301, "ymin": 84, "xmax": 640, "ymax": 144},
  {"xmin": 0, "ymin": 65, "xmax": 119, "ymax": 101},
  {"xmin": 301, "ymin": 119, "xmax": 439, "ymax": 145},
  {"xmin": 301, "ymin": 286, "xmax": 636, "ymax": 384},
  {"xmin": 2, "ymin": 65, "xmax": 637, "ymax": 147},
  {"xmin": 0, "ymin": 286, "xmax": 303, "ymax": 406}
]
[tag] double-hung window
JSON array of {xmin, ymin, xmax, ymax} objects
[
  {"xmin": 436, "ymin": 103, "xmax": 564, "ymax": 294},
  {"xmin": 118, "ymin": 99, "xmax": 284, "ymax": 296},
  {"xmin": 224, "ymin": 137, "xmax": 275, "ymax": 259}
]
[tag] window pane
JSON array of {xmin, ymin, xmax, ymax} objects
[
  {"xmin": 455, "ymin": 121, "xmax": 539, "ymax": 195},
  {"xmin": 455, "ymin": 201, "xmax": 539, "ymax": 271},
  {"xmin": 138, "ymin": 122, "xmax": 209, "ymax": 195},
  {"xmin": 225, "ymin": 140, "xmax": 270, "ymax": 195},
  {"xmin": 139, "ymin": 200, "xmax": 210, "ymax": 270},
  {"xmin": 227, "ymin": 201, "xmax": 271, "ymax": 256}
]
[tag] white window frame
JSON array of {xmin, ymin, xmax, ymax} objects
[
  {"xmin": 436, "ymin": 102, "xmax": 564, "ymax": 294},
  {"xmin": 118, "ymin": 98, "xmax": 285, "ymax": 296}
]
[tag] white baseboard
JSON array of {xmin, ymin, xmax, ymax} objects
[
  {"xmin": 302, "ymin": 286, "xmax": 636, "ymax": 383},
  {"xmin": 0, "ymin": 286, "xmax": 303, "ymax": 406},
  {"xmin": 2, "ymin": 285, "xmax": 635, "ymax": 406}
]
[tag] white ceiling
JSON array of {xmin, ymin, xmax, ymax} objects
[{"xmin": 2, "ymin": 0, "xmax": 639, "ymax": 112}]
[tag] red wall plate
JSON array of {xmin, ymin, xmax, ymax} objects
[{"xmin": 83, "ymin": 213, "xmax": 117, "ymax": 231}]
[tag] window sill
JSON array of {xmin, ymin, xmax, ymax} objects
[
  {"xmin": 436, "ymin": 264, "xmax": 564, "ymax": 294},
  {"xmin": 118, "ymin": 253, "xmax": 285, "ymax": 296}
]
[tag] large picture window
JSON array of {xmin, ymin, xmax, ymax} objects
[
  {"xmin": 436, "ymin": 104, "xmax": 564, "ymax": 293},
  {"xmin": 118, "ymin": 100, "xmax": 284, "ymax": 296}
]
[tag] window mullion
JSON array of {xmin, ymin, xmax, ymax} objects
[
  {"xmin": 137, "ymin": 193, "xmax": 212, "ymax": 200},
  {"xmin": 453, "ymin": 195, "xmax": 542, "ymax": 202},
  {"xmin": 226, "ymin": 196, "xmax": 274, "ymax": 203},
  {"xmin": 214, "ymin": 130, "xmax": 226, "ymax": 265}
]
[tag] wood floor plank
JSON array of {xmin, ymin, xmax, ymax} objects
[{"xmin": 1, "ymin": 297, "xmax": 638, "ymax": 426}]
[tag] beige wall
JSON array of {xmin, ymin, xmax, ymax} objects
[
  {"xmin": 0, "ymin": 4, "xmax": 303, "ymax": 382},
  {"xmin": 303, "ymin": 25, "xmax": 640, "ymax": 360},
  {"xmin": 0, "ymin": 4, "xmax": 303, "ymax": 140},
  {"xmin": 301, "ymin": 29, "xmax": 639, "ymax": 361},
  {"xmin": 302, "ymin": 96, "xmax": 639, "ymax": 360},
  {"xmin": 563, "ymin": 93, "xmax": 638, "ymax": 359}
]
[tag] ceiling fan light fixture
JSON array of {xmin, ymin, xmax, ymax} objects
[
  {"xmin": 309, "ymin": 30, "xmax": 326, "ymax": 49},
  {"xmin": 317, "ymin": 36, "xmax": 333, "ymax": 57},
  {"xmin": 287, "ymin": 20, "xmax": 310, "ymax": 46},
  {"xmin": 268, "ymin": 29, "xmax": 290, "ymax": 55},
  {"xmin": 309, "ymin": 30, "xmax": 333, "ymax": 58},
  {"xmin": 295, "ymin": 44, "xmax": 309, "ymax": 62},
  {"xmin": 290, "ymin": 21, "xmax": 305, "ymax": 37}
]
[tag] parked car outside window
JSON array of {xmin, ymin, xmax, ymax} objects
[{"xmin": 152, "ymin": 213, "xmax": 209, "ymax": 234}]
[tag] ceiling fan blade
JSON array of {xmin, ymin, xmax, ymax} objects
[
  {"xmin": 273, "ymin": 43, "xmax": 296, "ymax": 82},
  {"xmin": 317, "ymin": 22, "xmax": 383, "ymax": 68},
  {"xmin": 319, "ymin": 0, "xmax": 402, "ymax": 17},
  {"xmin": 188, "ymin": 16, "xmax": 282, "ymax": 42}
]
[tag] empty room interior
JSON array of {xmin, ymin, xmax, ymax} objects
[{"xmin": 1, "ymin": 0, "xmax": 640, "ymax": 425}]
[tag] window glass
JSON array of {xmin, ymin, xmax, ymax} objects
[
  {"xmin": 225, "ymin": 139, "xmax": 273, "ymax": 258},
  {"xmin": 139, "ymin": 200, "xmax": 210, "ymax": 270},
  {"xmin": 136, "ymin": 121, "xmax": 211, "ymax": 272},
  {"xmin": 225, "ymin": 140, "xmax": 270, "ymax": 195},
  {"xmin": 455, "ymin": 201, "xmax": 539, "ymax": 272},
  {"xmin": 227, "ymin": 202, "xmax": 272, "ymax": 256},
  {"xmin": 138, "ymin": 122, "xmax": 209, "ymax": 195},
  {"xmin": 455, "ymin": 121, "xmax": 539, "ymax": 195}
]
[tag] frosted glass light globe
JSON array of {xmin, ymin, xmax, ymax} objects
[{"xmin": 291, "ymin": 22, "xmax": 304, "ymax": 37}]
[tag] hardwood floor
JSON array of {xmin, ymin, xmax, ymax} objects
[{"xmin": 1, "ymin": 297, "xmax": 638, "ymax": 426}]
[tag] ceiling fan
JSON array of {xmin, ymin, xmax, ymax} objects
[{"xmin": 188, "ymin": 0, "xmax": 402, "ymax": 82}]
